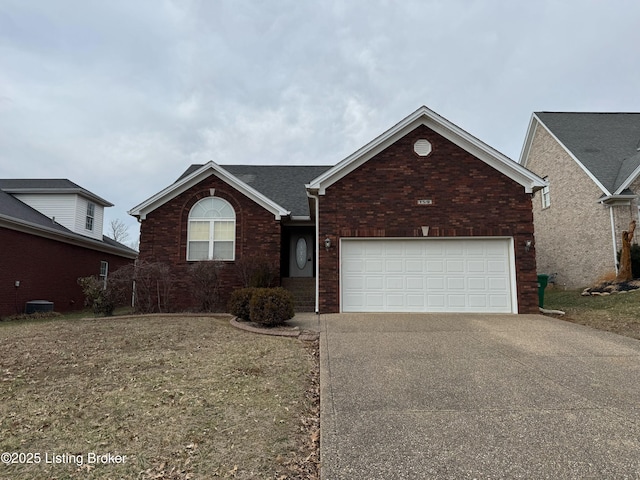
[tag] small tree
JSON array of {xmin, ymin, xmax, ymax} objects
[
  {"xmin": 123, "ymin": 261, "xmax": 174, "ymax": 313},
  {"xmin": 108, "ymin": 219, "xmax": 130, "ymax": 243},
  {"xmin": 616, "ymin": 220, "xmax": 636, "ymax": 282},
  {"xmin": 189, "ymin": 261, "xmax": 224, "ymax": 312}
]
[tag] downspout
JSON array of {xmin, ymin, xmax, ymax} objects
[
  {"xmin": 308, "ymin": 191, "xmax": 320, "ymax": 314},
  {"xmin": 609, "ymin": 206, "xmax": 619, "ymax": 273}
]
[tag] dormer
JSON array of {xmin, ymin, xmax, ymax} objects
[{"xmin": 0, "ymin": 179, "xmax": 113, "ymax": 241}]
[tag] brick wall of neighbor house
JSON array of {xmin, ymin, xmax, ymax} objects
[
  {"xmin": 526, "ymin": 125, "xmax": 613, "ymax": 288},
  {"xmin": 527, "ymin": 127, "xmax": 615, "ymax": 288},
  {"xmin": 317, "ymin": 124, "xmax": 539, "ymax": 314},
  {"xmin": 0, "ymin": 228, "xmax": 134, "ymax": 317},
  {"xmin": 138, "ymin": 175, "xmax": 281, "ymax": 311}
]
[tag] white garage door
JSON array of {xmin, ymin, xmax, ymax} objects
[{"xmin": 341, "ymin": 238, "xmax": 515, "ymax": 313}]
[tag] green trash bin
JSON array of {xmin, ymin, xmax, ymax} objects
[{"xmin": 537, "ymin": 274, "xmax": 549, "ymax": 308}]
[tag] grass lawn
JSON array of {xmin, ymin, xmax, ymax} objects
[
  {"xmin": 0, "ymin": 314, "xmax": 319, "ymax": 479},
  {"xmin": 543, "ymin": 286, "xmax": 640, "ymax": 340}
]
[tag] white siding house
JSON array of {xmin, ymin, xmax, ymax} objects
[{"xmin": 1, "ymin": 180, "xmax": 111, "ymax": 241}]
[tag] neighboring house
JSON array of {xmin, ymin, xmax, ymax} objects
[
  {"xmin": 129, "ymin": 106, "xmax": 546, "ymax": 314},
  {"xmin": 0, "ymin": 179, "xmax": 138, "ymax": 317},
  {"xmin": 520, "ymin": 112, "xmax": 640, "ymax": 288}
]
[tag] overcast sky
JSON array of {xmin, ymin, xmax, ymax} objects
[{"xmin": 2, "ymin": 0, "xmax": 639, "ymax": 245}]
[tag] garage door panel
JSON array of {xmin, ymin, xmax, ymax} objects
[
  {"xmin": 468, "ymin": 277, "xmax": 487, "ymax": 290},
  {"xmin": 445, "ymin": 260, "xmax": 465, "ymax": 273},
  {"xmin": 426, "ymin": 260, "xmax": 444, "ymax": 272},
  {"xmin": 385, "ymin": 259, "xmax": 403, "ymax": 272},
  {"xmin": 365, "ymin": 259, "xmax": 384, "ymax": 273},
  {"xmin": 341, "ymin": 239, "xmax": 514, "ymax": 313},
  {"xmin": 386, "ymin": 276, "xmax": 405, "ymax": 289},
  {"xmin": 427, "ymin": 277, "xmax": 445, "ymax": 290},
  {"xmin": 406, "ymin": 260, "xmax": 424, "ymax": 273}
]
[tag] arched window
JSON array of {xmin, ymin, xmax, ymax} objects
[{"xmin": 187, "ymin": 197, "xmax": 236, "ymax": 261}]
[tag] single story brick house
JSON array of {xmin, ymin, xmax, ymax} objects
[
  {"xmin": 129, "ymin": 106, "xmax": 546, "ymax": 314},
  {"xmin": 0, "ymin": 179, "xmax": 137, "ymax": 317}
]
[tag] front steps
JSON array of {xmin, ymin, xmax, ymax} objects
[{"xmin": 281, "ymin": 277, "xmax": 315, "ymax": 312}]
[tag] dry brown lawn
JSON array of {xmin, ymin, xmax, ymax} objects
[
  {"xmin": 544, "ymin": 287, "xmax": 640, "ymax": 340},
  {"xmin": 0, "ymin": 314, "xmax": 319, "ymax": 479}
]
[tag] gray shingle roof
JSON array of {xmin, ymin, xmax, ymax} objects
[
  {"xmin": 0, "ymin": 179, "xmax": 113, "ymax": 206},
  {"xmin": 177, "ymin": 164, "xmax": 332, "ymax": 217},
  {"xmin": 535, "ymin": 112, "xmax": 640, "ymax": 193},
  {"xmin": 0, "ymin": 185, "xmax": 136, "ymax": 256}
]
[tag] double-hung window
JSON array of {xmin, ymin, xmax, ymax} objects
[
  {"xmin": 86, "ymin": 202, "xmax": 95, "ymax": 231},
  {"xmin": 187, "ymin": 197, "xmax": 236, "ymax": 261},
  {"xmin": 541, "ymin": 178, "xmax": 550, "ymax": 209}
]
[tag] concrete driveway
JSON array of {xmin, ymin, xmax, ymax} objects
[{"xmin": 319, "ymin": 313, "xmax": 640, "ymax": 479}]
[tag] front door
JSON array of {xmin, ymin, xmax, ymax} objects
[{"xmin": 289, "ymin": 234, "xmax": 314, "ymax": 277}]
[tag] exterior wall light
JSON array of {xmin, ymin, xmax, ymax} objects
[
  {"xmin": 324, "ymin": 237, "xmax": 332, "ymax": 250},
  {"xmin": 525, "ymin": 239, "xmax": 532, "ymax": 252}
]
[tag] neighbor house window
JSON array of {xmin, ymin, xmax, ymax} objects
[
  {"xmin": 187, "ymin": 197, "xmax": 236, "ymax": 261},
  {"xmin": 541, "ymin": 179, "xmax": 550, "ymax": 209},
  {"xmin": 86, "ymin": 202, "xmax": 95, "ymax": 230},
  {"xmin": 99, "ymin": 261, "xmax": 109, "ymax": 289}
]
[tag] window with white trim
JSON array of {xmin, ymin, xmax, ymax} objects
[
  {"xmin": 541, "ymin": 179, "xmax": 550, "ymax": 209},
  {"xmin": 187, "ymin": 197, "xmax": 236, "ymax": 261},
  {"xmin": 99, "ymin": 261, "xmax": 109, "ymax": 289},
  {"xmin": 86, "ymin": 202, "xmax": 95, "ymax": 231}
]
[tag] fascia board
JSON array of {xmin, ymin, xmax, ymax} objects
[
  {"xmin": 615, "ymin": 162, "xmax": 640, "ymax": 194},
  {"xmin": 533, "ymin": 116, "xmax": 611, "ymax": 196},
  {"xmin": 2, "ymin": 187, "xmax": 113, "ymax": 207},
  {"xmin": 0, "ymin": 215, "xmax": 138, "ymax": 259},
  {"xmin": 308, "ymin": 106, "xmax": 545, "ymax": 194},
  {"xmin": 129, "ymin": 161, "xmax": 290, "ymax": 220},
  {"xmin": 518, "ymin": 114, "xmax": 539, "ymax": 167}
]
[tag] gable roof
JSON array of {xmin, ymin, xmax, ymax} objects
[
  {"xmin": 0, "ymin": 188, "xmax": 137, "ymax": 258},
  {"xmin": 129, "ymin": 161, "xmax": 317, "ymax": 220},
  {"xmin": 307, "ymin": 105, "xmax": 547, "ymax": 195},
  {"xmin": 172, "ymin": 164, "xmax": 331, "ymax": 218},
  {"xmin": 520, "ymin": 112, "xmax": 640, "ymax": 196},
  {"xmin": 0, "ymin": 179, "xmax": 113, "ymax": 206}
]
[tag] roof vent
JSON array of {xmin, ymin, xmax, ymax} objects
[{"xmin": 414, "ymin": 139, "xmax": 432, "ymax": 157}]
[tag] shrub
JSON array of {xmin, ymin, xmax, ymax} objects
[
  {"xmin": 235, "ymin": 256, "xmax": 279, "ymax": 288},
  {"xmin": 189, "ymin": 261, "xmax": 224, "ymax": 312},
  {"xmin": 78, "ymin": 267, "xmax": 134, "ymax": 316},
  {"xmin": 228, "ymin": 287, "xmax": 257, "ymax": 321},
  {"xmin": 249, "ymin": 287, "xmax": 295, "ymax": 327},
  {"xmin": 129, "ymin": 261, "xmax": 174, "ymax": 313},
  {"xmin": 78, "ymin": 275, "xmax": 116, "ymax": 316}
]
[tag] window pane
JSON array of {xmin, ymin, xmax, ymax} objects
[
  {"xmin": 188, "ymin": 241, "xmax": 210, "ymax": 260},
  {"xmin": 214, "ymin": 221, "xmax": 235, "ymax": 240},
  {"xmin": 190, "ymin": 198, "xmax": 235, "ymax": 219},
  {"xmin": 189, "ymin": 221, "xmax": 210, "ymax": 241},
  {"xmin": 213, "ymin": 241, "xmax": 234, "ymax": 260}
]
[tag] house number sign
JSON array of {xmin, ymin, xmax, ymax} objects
[{"xmin": 417, "ymin": 199, "xmax": 433, "ymax": 205}]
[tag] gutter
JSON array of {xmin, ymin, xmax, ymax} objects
[{"xmin": 306, "ymin": 189, "xmax": 320, "ymax": 314}]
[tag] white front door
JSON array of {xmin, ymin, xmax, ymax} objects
[
  {"xmin": 290, "ymin": 234, "xmax": 314, "ymax": 277},
  {"xmin": 341, "ymin": 238, "xmax": 516, "ymax": 313}
]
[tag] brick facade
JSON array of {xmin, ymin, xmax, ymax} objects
[
  {"xmin": 0, "ymin": 228, "xmax": 134, "ymax": 317},
  {"xmin": 526, "ymin": 125, "xmax": 618, "ymax": 288},
  {"xmin": 138, "ymin": 175, "xmax": 281, "ymax": 311},
  {"xmin": 317, "ymin": 125, "xmax": 539, "ymax": 313}
]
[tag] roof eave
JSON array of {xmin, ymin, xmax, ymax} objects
[
  {"xmin": 0, "ymin": 215, "xmax": 138, "ymax": 259},
  {"xmin": 307, "ymin": 106, "xmax": 546, "ymax": 195},
  {"xmin": 129, "ymin": 161, "xmax": 290, "ymax": 221}
]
